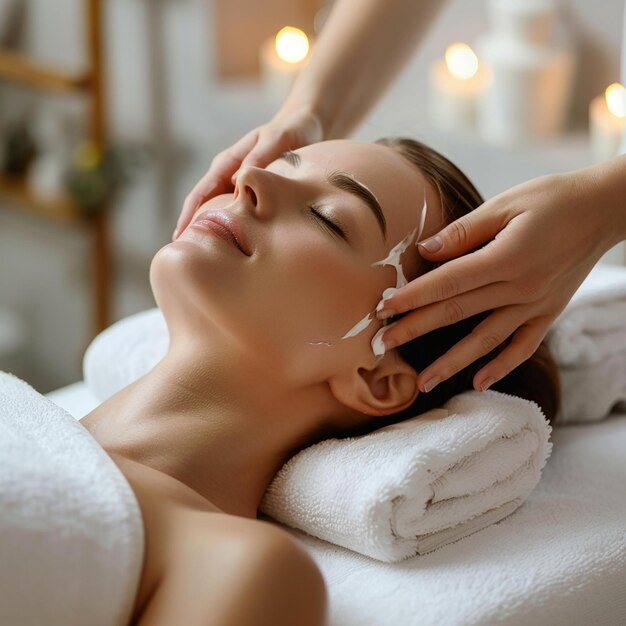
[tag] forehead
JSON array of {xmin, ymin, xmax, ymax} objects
[{"xmin": 294, "ymin": 140, "xmax": 428, "ymax": 242}]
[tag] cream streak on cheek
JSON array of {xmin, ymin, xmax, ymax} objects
[{"xmin": 308, "ymin": 194, "xmax": 429, "ymax": 357}]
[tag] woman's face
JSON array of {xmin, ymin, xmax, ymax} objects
[{"xmin": 151, "ymin": 139, "xmax": 439, "ymax": 387}]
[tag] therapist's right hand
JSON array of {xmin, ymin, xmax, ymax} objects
[{"xmin": 173, "ymin": 106, "xmax": 325, "ymax": 240}]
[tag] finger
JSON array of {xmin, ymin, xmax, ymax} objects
[
  {"xmin": 417, "ymin": 199, "xmax": 508, "ymax": 261},
  {"xmin": 174, "ymin": 131, "xmax": 260, "ymax": 239},
  {"xmin": 471, "ymin": 317, "xmax": 553, "ymax": 391},
  {"xmin": 381, "ymin": 280, "xmax": 514, "ymax": 348},
  {"xmin": 225, "ymin": 129, "xmax": 262, "ymax": 183},
  {"xmin": 237, "ymin": 135, "xmax": 290, "ymax": 173},
  {"xmin": 414, "ymin": 306, "xmax": 528, "ymax": 393},
  {"xmin": 379, "ymin": 245, "xmax": 507, "ymax": 317},
  {"xmin": 175, "ymin": 186, "xmax": 213, "ymax": 239},
  {"xmin": 174, "ymin": 173, "xmax": 233, "ymax": 240}
]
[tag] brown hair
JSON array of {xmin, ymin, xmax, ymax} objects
[{"xmin": 345, "ymin": 137, "xmax": 561, "ymax": 437}]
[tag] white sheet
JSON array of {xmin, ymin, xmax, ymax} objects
[{"xmin": 48, "ymin": 382, "xmax": 626, "ymax": 626}]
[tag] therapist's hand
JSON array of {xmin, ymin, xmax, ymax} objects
[
  {"xmin": 377, "ymin": 169, "xmax": 614, "ymax": 394},
  {"xmin": 173, "ymin": 106, "xmax": 324, "ymax": 240}
]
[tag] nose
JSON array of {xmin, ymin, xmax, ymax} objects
[{"xmin": 234, "ymin": 165, "xmax": 284, "ymax": 221}]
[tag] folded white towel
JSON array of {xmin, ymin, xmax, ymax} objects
[
  {"xmin": 558, "ymin": 351, "xmax": 626, "ymax": 424},
  {"xmin": 260, "ymin": 390, "xmax": 552, "ymax": 562},
  {"xmin": 546, "ymin": 263, "xmax": 626, "ymax": 366},
  {"xmin": 0, "ymin": 371, "xmax": 144, "ymax": 626}
]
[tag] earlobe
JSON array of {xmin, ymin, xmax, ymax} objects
[{"xmin": 328, "ymin": 352, "xmax": 419, "ymax": 417}]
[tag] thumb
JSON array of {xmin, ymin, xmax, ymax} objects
[{"xmin": 417, "ymin": 202, "xmax": 505, "ymax": 261}]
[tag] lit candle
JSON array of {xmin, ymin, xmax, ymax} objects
[
  {"xmin": 589, "ymin": 82, "xmax": 626, "ymax": 162},
  {"xmin": 260, "ymin": 26, "xmax": 311, "ymax": 101},
  {"xmin": 428, "ymin": 43, "xmax": 486, "ymax": 132}
]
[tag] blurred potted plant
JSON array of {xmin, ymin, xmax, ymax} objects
[{"xmin": 64, "ymin": 140, "xmax": 152, "ymax": 217}]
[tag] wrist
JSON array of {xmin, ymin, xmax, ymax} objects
[
  {"xmin": 274, "ymin": 96, "xmax": 329, "ymax": 141},
  {"xmin": 580, "ymin": 156, "xmax": 626, "ymax": 249}
]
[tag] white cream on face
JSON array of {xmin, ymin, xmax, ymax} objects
[
  {"xmin": 341, "ymin": 311, "xmax": 376, "ymax": 339},
  {"xmin": 370, "ymin": 325, "xmax": 387, "ymax": 357},
  {"xmin": 369, "ymin": 194, "xmax": 428, "ymax": 356},
  {"xmin": 308, "ymin": 194, "xmax": 429, "ymax": 357}
]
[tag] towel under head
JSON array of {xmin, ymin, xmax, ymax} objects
[{"xmin": 260, "ymin": 389, "xmax": 552, "ymax": 562}]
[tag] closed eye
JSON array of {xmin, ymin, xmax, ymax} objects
[{"xmin": 308, "ymin": 205, "xmax": 348, "ymax": 240}]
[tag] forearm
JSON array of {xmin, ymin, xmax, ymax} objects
[
  {"xmin": 282, "ymin": 0, "xmax": 446, "ymax": 139},
  {"xmin": 579, "ymin": 154, "xmax": 626, "ymax": 249}
]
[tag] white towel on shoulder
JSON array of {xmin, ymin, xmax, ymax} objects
[
  {"xmin": 0, "ymin": 371, "xmax": 144, "ymax": 626},
  {"xmin": 259, "ymin": 390, "xmax": 552, "ymax": 562}
]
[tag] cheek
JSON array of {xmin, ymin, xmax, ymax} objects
[
  {"xmin": 261, "ymin": 238, "xmax": 374, "ymax": 339},
  {"xmin": 235, "ymin": 231, "xmax": 395, "ymax": 380}
]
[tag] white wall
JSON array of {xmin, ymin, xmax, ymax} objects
[{"xmin": 1, "ymin": 0, "xmax": 624, "ymax": 392}]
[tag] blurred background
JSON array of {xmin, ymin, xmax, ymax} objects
[{"xmin": 0, "ymin": 0, "xmax": 625, "ymax": 393}]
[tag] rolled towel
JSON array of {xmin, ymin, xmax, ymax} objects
[
  {"xmin": 260, "ymin": 390, "xmax": 552, "ymax": 562},
  {"xmin": 558, "ymin": 351, "xmax": 626, "ymax": 424},
  {"xmin": 546, "ymin": 263, "xmax": 626, "ymax": 367}
]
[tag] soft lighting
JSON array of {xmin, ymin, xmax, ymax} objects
[
  {"xmin": 445, "ymin": 43, "xmax": 479, "ymax": 80},
  {"xmin": 275, "ymin": 26, "xmax": 310, "ymax": 64},
  {"xmin": 605, "ymin": 82, "xmax": 626, "ymax": 118}
]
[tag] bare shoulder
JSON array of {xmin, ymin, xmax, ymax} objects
[
  {"xmin": 109, "ymin": 452, "xmax": 327, "ymax": 625},
  {"xmin": 138, "ymin": 511, "xmax": 328, "ymax": 626}
]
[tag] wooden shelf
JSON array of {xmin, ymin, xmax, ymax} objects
[
  {"xmin": 0, "ymin": 174, "xmax": 85, "ymax": 225},
  {"xmin": 0, "ymin": 0, "xmax": 110, "ymax": 337},
  {"xmin": 0, "ymin": 50, "xmax": 89, "ymax": 93}
]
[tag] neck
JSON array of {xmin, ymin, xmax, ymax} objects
[{"xmin": 81, "ymin": 341, "xmax": 330, "ymax": 519}]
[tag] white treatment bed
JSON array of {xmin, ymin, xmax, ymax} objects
[{"xmin": 47, "ymin": 381, "xmax": 626, "ymax": 626}]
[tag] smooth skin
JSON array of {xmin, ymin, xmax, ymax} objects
[
  {"xmin": 174, "ymin": 0, "xmax": 626, "ymax": 394},
  {"xmin": 83, "ymin": 139, "xmax": 443, "ymax": 625}
]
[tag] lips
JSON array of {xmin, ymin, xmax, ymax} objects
[{"xmin": 191, "ymin": 210, "xmax": 252, "ymax": 256}]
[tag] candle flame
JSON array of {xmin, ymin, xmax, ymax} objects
[
  {"xmin": 605, "ymin": 83, "xmax": 626, "ymax": 118},
  {"xmin": 275, "ymin": 26, "xmax": 310, "ymax": 64},
  {"xmin": 445, "ymin": 43, "xmax": 478, "ymax": 80}
]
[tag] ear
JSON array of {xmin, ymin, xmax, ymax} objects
[{"xmin": 328, "ymin": 350, "xmax": 419, "ymax": 416}]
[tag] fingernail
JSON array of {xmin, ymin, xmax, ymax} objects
[
  {"xmin": 377, "ymin": 308, "xmax": 395, "ymax": 320},
  {"xmin": 371, "ymin": 327, "xmax": 387, "ymax": 356},
  {"xmin": 422, "ymin": 376, "xmax": 441, "ymax": 393},
  {"xmin": 231, "ymin": 169, "xmax": 239, "ymax": 184},
  {"xmin": 375, "ymin": 287, "xmax": 397, "ymax": 318},
  {"xmin": 418, "ymin": 236, "xmax": 442, "ymax": 253},
  {"xmin": 172, "ymin": 227, "xmax": 179, "ymax": 241},
  {"xmin": 383, "ymin": 333, "xmax": 398, "ymax": 351},
  {"xmin": 479, "ymin": 377, "xmax": 496, "ymax": 392}
]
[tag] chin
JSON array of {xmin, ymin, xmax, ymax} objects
[
  {"xmin": 149, "ymin": 237, "xmax": 247, "ymax": 343},
  {"xmin": 149, "ymin": 241, "xmax": 209, "ymax": 319}
]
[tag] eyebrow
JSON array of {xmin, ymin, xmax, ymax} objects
[{"xmin": 279, "ymin": 150, "xmax": 387, "ymax": 239}]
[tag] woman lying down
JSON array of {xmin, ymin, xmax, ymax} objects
[{"xmin": 82, "ymin": 137, "xmax": 560, "ymax": 626}]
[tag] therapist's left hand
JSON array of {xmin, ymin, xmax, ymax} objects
[{"xmin": 376, "ymin": 169, "xmax": 613, "ymax": 394}]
